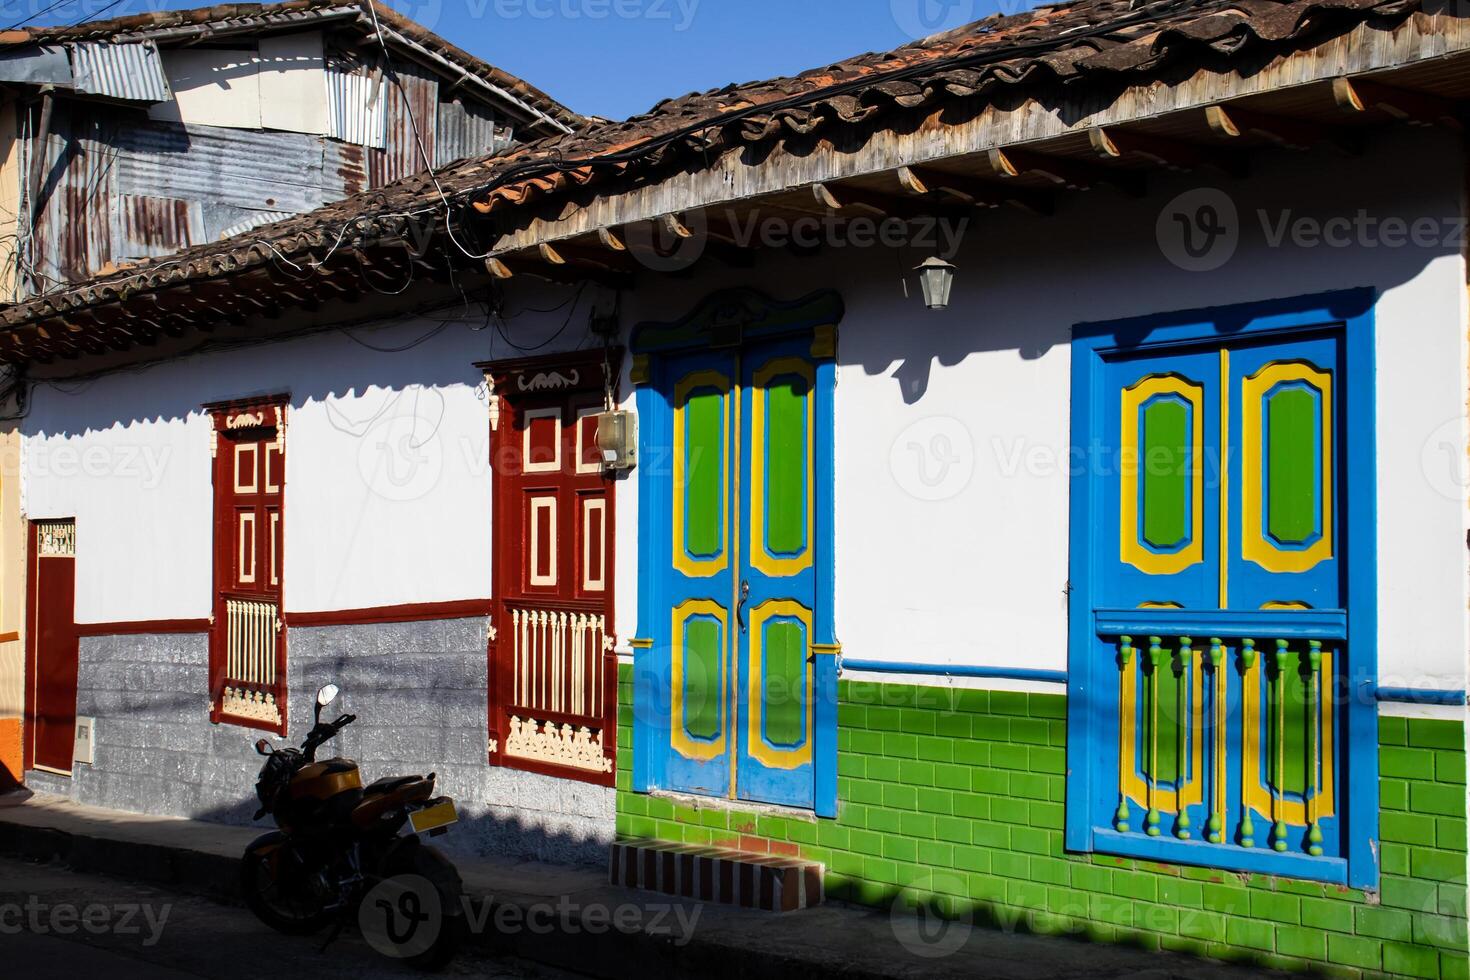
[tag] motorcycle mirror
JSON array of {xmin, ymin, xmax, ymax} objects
[
  {"xmin": 314, "ymin": 684, "xmax": 339, "ymax": 722},
  {"xmin": 254, "ymin": 739, "xmax": 271, "ymax": 756}
]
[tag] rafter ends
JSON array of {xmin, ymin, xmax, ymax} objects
[
  {"xmin": 1205, "ymin": 104, "xmax": 1243, "ymax": 139},
  {"xmin": 659, "ymin": 214, "xmax": 693, "ymax": 239},
  {"xmin": 538, "ymin": 243, "xmax": 567, "ymax": 265},
  {"xmin": 485, "ymin": 256, "xmax": 515, "ymax": 279},
  {"xmin": 896, "ymin": 166, "xmax": 929, "ymax": 196},
  {"xmin": 1332, "ymin": 75, "xmax": 1462, "ymax": 128},
  {"xmin": 597, "ymin": 227, "xmax": 627, "ymax": 251},
  {"xmin": 812, "ymin": 182, "xmax": 844, "ymax": 209},
  {"xmin": 1088, "ymin": 126, "xmax": 1123, "ymax": 159}
]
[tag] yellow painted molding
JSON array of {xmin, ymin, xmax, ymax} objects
[{"xmin": 810, "ymin": 324, "xmax": 837, "ymax": 359}]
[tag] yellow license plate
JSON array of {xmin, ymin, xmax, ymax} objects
[{"xmin": 409, "ymin": 800, "xmax": 458, "ymax": 834}]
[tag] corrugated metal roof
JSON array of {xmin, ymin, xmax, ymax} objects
[
  {"xmin": 215, "ymin": 209, "xmax": 294, "ymax": 240},
  {"xmin": 326, "ymin": 62, "xmax": 386, "ymax": 148},
  {"xmin": 69, "ymin": 41, "xmax": 170, "ymax": 103}
]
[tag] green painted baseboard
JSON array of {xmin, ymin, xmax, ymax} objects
[{"xmin": 616, "ymin": 667, "xmax": 1467, "ymax": 978}]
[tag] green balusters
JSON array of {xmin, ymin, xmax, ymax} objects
[
  {"xmin": 1146, "ymin": 636, "xmax": 1164, "ymax": 838},
  {"xmin": 1115, "ymin": 635, "xmax": 1134, "ymax": 833},
  {"xmin": 1271, "ymin": 639, "xmax": 1291, "ymax": 853},
  {"xmin": 1239, "ymin": 638, "xmax": 1257, "ymax": 848},
  {"xmin": 1175, "ymin": 637, "xmax": 1192, "ymax": 841},
  {"xmin": 1306, "ymin": 640, "xmax": 1324, "ymax": 857},
  {"xmin": 1206, "ymin": 637, "xmax": 1224, "ymax": 845}
]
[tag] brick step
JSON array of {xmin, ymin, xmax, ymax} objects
[{"xmin": 609, "ymin": 838, "xmax": 823, "ymax": 912}]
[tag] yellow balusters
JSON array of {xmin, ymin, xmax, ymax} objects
[
  {"xmin": 1175, "ymin": 637, "xmax": 1192, "ymax": 840},
  {"xmin": 1115, "ymin": 635, "xmax": 1134, "ymax": 832},
  {"xmin": 1238, "ymin": 638, "xmax": 1257, "ymax": 848},
  {"xmin": 1271, "ymin": 639, "xmax": 1291, "ymax": 853},
  {"xmin": 1205, "ymin": 638, "xmax": 1226, "ymax": 843},
  {"xmin": 1307, "ymin": 640, "xmax": 1325, "ymax": 857},
  {"xmin": 1145, "ymin": 636, "xmax": 1164, "ymax": 838}
]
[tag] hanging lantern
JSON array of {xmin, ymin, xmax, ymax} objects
[{"xmin": 914, "ymin": 256, "xmax": 957, "ymax": 310}]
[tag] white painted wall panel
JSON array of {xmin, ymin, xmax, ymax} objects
[
  {"xmin": 149, "ymin": 49, "xmax": 262, "ymax": 130},
  {"xmin": 258, "ymin": 32, "xmax": 329, "ymax": 136}
]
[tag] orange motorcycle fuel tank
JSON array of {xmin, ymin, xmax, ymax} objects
[{"xmin": 281, "ymin": 758, "xmax": 363, "ymax": 828}]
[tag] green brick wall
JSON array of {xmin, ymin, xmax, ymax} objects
[{"xmin": 614, "ymin": 668, "xmax": 1468, "ymax": 978}]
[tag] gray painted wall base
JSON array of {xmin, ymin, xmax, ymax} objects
[{"xmin": 28, "ymin": 617, "xmax": 614, "ymax": 866}]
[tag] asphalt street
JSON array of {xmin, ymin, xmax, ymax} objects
[{"xmin": 0, "ymin": 855, "xmax": 591, "ymax": 980}]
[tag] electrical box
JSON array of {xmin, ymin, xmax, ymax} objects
[
  {"xmin": 73, "ymin": 716, "xmax": 95, "ymax": 766},
  {"xmin": 596, "ymin": 410, "xmax": 637, "ymax": 471}
]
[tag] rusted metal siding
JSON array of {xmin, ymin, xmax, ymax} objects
[
  {"xmin": 111, "ymin": 120, "xmax": 332, "ymax": 214},
  {"xmin": 68, "ymin": 41, "xmax": 170, "ymax": 103},
  {"xmin": 366, "ymin": 60, "xmax": 436, "ymax": 188},
  {"xmin": 435, "ymin": 99, "xmax": 508, "ymax": 168},
  {"xmin": 110, "ymin": 193, "xmax": 203, "ymax": 260},
  {"xmin": 25, "ymin": 107, "xmax": 114, "ymax": 289}
]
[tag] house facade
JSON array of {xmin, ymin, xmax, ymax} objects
[{"xmin": 2, "ymin": 0, "xmax": 1468, "ymax": 973}]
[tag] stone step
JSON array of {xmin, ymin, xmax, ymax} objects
[{"xmin": 608, "ymin": 837, "xmax": 823, "ymax": 912}]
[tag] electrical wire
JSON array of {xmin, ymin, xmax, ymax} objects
[{"xmin": 2, "ymin": 0, "xmax": 74, "ymax": 31}]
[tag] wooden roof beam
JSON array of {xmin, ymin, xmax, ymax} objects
[
  {"xmin": 812, "ymin": 181, "xmax": 972, "ymax": 221},
  {"xmin": 985, "ymin": 147, "xmax": 1146, "ymax": 197},
  {"xmin": 1206, "ymin": 103, "xmax": 1361, "ymax": 155},
  {"xmin": 1332, "ymin": 76, "xmax": 1464, "ymax": 129},
  {"xmin": 896, "ymin": 165, "xmax": 1054, "ymax": 215},
  {"xmin": 483, "ymin": 252, "xmax": 631, "ymax": 289},
  {"xmin": 1088, "ymin": 126, "xmax": 1248, "ymax": 178}
]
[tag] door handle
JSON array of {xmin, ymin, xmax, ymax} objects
[{"xmin": 737, "ymin": 580, "xmax": 750, "ymax": 634}]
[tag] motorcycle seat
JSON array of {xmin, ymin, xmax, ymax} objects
[{"xmin": 362, "ymin": 775, "xmax": 423, "ymax": 797}]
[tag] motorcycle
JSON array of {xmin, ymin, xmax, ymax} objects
[{"xmin": 241, "ymin": 684, "xmax": 466, "ymax": 969}]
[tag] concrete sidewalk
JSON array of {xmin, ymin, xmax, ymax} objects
[{"xmin": 0, "ymin": 791, "xmax": 1278, "ymax": 980}]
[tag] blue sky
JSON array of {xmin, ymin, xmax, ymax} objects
[{"xmin": 6, "ymin": 0, "xmax": 1040, "ymax": 120}]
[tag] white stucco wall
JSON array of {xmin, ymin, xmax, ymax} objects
[{"xmin": 20, "ymin": 127, "xmax": 1469, "ymax": 697}]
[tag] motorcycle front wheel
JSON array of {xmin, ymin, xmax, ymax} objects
[{"xmin": 240, "ymin": 832, "xmax": 336, "ymax": 935}]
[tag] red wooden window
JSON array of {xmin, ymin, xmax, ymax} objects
[
  {"xmin": 481, "ymin": 352, "xmax": 619, "ymax": 785},
  {"xmin": 206, "ymin": 398, "xmax": 288, "ymax": 735}
]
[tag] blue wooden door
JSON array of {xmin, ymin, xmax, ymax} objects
[{"xmin": 655, "ymin": 337, "xmax": 830, "ymax": 809}]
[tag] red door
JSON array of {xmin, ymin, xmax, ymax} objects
[{"xmin": 26, "ymin": 520, "xmax": 78, "ymax": 775}]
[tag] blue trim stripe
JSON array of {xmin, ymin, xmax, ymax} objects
[
  {"xmin": 1375, "ymin": 687, "xmax": 1468, "ymax": 706},
  {"xmin": 841, "ymin": 659, "xmax": 1067, "ymax": 684}
]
